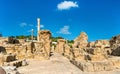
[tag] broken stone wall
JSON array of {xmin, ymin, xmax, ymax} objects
[
  {"xmin": 73, "ymin": 32, "xmax": 88, "ymax": 49},
  {"xmin": 110, "ymin": 35, "xmax": 120, "ymax": 56},
  {"xmin": 35, "ymin": 30, "xmax": 51, "ymax": 60},
  {"xmin": 55, "ymin": 39, "xmax": 66, "ymax": 54}
]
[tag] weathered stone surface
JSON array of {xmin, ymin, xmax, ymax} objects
[
  {"xmin": 94, "ymin": 40, "xmax": 110, "ymax": 48},
  {"xmin": 34, "ymin": 30, "xmax": 51, "ymax": 59},
  {"xmin": 87, "ymin": 54, "xmax": 106, "ymax": 61},
  {"xmin": 108, "ymin": 57, "xmax": 120, "ymax": 69},
  {"xmin": 87, "ymin": 42, "xmax": 95, "ymax": 48},
  {"xmin": 55, "ymin": 39, "xmax": 66, "ymax": 54},
  {"xmin": 79, "ymin": 62, "xmax": 94, "ymax": 72},
  {"xmin": 5, "ymin": 45, "xmax": 15, "ymax": 54},
  {"xmin": 85, "ymin": 40, "xmax": 111, "ymax": 62},
  {"xmin": 72, "ymin": 48, "xmax": 87, "ymax": 61},
  {"xmin": 0, "ymin": 54, "xmax": 4, "ymax": 66},
  {"xmin": 71, "ymin": 60, "xmax": 113, "ymax": 72},
  {"xmin": 0, "ymin": 31, "xmax": 51, "ymax": 61},
  {"xmin": 110, "ymin": 35, "xmax": 120, "ymax": 56},
  {"xmin": 73, "ymin": 32, "xmax": 88, "ymax": 48},
  {"xmin": 38, "ymin": 30, "xmax": 51, "ymax": 41},
  {"xmin": 68, "ymin": 32, "xmax": 119, "ymax": 72},
  {"xmin": 1, "ymin": 30, "xmax": 120, "ymax": 73},
  {"xmin": 0, "ymin": 37, "xmax": 8, "ymax": 46},
  {"xmin": 64, "ymin": 44, "xmax": 71, "ymax": 58}
]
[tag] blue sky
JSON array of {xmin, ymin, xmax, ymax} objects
[{"xmin": 0, "ymin": 0, "xmax": 119, "ymax": 41}]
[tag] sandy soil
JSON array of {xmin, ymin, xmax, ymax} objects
[{"xmin": 18, "ymin": 53, "xmax": 120, "ymax": 74}]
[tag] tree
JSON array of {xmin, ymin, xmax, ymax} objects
[
  {"xmin": 67, "ymin": 40, "xmax": 74, "ymax": 44},
  {"xmin": 16, "ymin": 35, "xmax": 37, "ymax": 40},
  {"xmin": 51, "ymin": 36, "xmax": 64, "ymax": 42}
]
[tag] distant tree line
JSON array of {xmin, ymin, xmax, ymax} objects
[
  {"xmin": 51, "ymin": 36, "xmax": 74, "ymax": 43},
  {"xmin": 67, "ymin": 40, "xmax": 74, "ymax": 44},
  {"xmin": 51, "ymin": 36, "xmax": 64, "ymax": 42},
  {"xmin": 9, "ymin": 35, "xmax": 37, "ymax": 40},
  {"xmin": 8, "ymin": 36, "xmax": 19, "ymax": 44},
  {"xmin": 8, "ymin": 35, "xmax": 74, "ymax": 44}
]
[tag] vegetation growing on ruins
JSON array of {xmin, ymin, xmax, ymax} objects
[{"xmin": 51, "ymin": 37, "xmax": 63, "ymax": 42}]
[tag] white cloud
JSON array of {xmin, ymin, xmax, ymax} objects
[
  {"xmin": 57, "ymin": 26, "xmax": 71, "ymax": 34},
  {"xmin": 57, "ymin": 1, "xmax": 79, "ymax": 10},
  {"xmin": 20, "ymin": 22, "xmax": 27, "ymax": 27},
  {"xmin": 41, "ymin": 24, "xmax": 44, "ymax": 28}
]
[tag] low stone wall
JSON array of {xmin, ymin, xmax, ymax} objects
[
  {"xmin": 4, "ymin": 60, "xmax": 23, "ymax": 67},
  {"xmin": 71, "ymin": 57, "xmax": 120, "ymax": 72},
  {"xmin": 53, "ymin": 32, "xmax": 120, "ymax": 72}
]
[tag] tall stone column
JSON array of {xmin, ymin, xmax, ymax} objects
[
  {"xmin": 31, "ymin": 29, "xmax": 34, "ymax": 41},
  {"xmin": 37, "ymin": 18, "xmax": 40, "ymax": 41}
]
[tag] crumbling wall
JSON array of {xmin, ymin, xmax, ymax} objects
[
  {"xmin": 62, "ymin": 32, "xmax": 120, "ymax": 72},
  {"xmin": 55, "ymin": 39, "xmax": 66, "ymax": 54},
  {"xmin": 73, "ymin": 32, "xmax": 88, "ymax": 48},
  {"xmin": 110, "ymin": 35, "xmax": 120, "ymax": 56},
  {"xmin": 34, "ymin": 30, "xmax": 51, "ymax": 60},
  {"xmin": 0, "ymin": 30, "xmax": 52, "ymax": 61}
]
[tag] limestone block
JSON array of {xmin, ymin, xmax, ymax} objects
[
  {"xmin": 55, "ymin": 39, "xmax": 66, "ymax": 54},
  {"xmin": 5, "ymin": 46, "xmax": 15, "ymax": 54},
  {"xmin": 73, "ymin": 32, "xmax": 88, "ymax": 48},
  {"xmin": 36, "ymin": 30, "xmax": 51, "ymax": 59},
  {"xmin": 88, "ymin": 54, "xmax": 106, "ymax": 61},
  {"xmin": 109, "ymin": 57, "xmax": 120, "ymax": 69},
  {"xmin": 93, "ymin": 47, "xmax": 102, "ymax": 55},
  {"xmin": 0, "ymin": 54, "xmax": 4, "ymax": 66},
  {"xmin": 73, "ymin": 48, "xmax": 80, "ymax": 58},
  {"xmin": 94, "ymin": 40, "xmax": 110, "ymax": 48},
  {"xmin": 17, "ymin": 54, "xmax": 26, "ymax": 60},
  {"xmin": 64, "ymin": 44, "xmax": 71, "ymax": 57},
  {"xmin": 80, "ymin": 62, "xmax": 94, "ymax": 72},
  {"xmin": 92, "ymin": 61, "xmax": 113, "ymax": 71},
  {"xmin": 87, "ymin": 42, "xmax": 95, "ymax": 47}
]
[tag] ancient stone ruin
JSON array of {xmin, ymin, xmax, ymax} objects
[
  {"xmin": 0, "ymin": 18, "xmax": 120, "ymax": 73},
  {"xmin": 0, "ymin": 30, "xmax": 52, "ymax": 73},
  {"xmin": 110, "ymin": 35, "xmax": 120, "ymax": 56},
  {"xmin": 73, "ymin": 32, "xmax": 88, "ymax": 49},
  {"xmin": 54, "ymin": 32, "xmax": 120, "ymax": 72},
  {"xmin": 34, "ymin": 30, "xmax": 51, "ymax": 60},
  {"xmin": 0, "ymin": 18, "xmax": 52, "ymax": 73}
]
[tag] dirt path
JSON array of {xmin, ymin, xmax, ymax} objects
[{"xmin": 18, "ymin": 53, "xmax": 120, "ymax": 74}]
